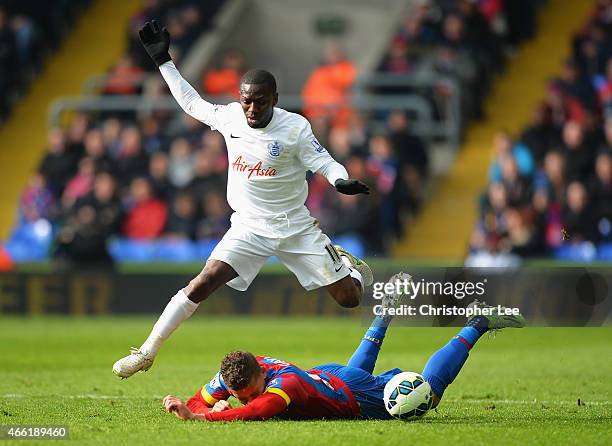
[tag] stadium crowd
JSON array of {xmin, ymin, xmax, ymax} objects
[
  {"xmin": 469, "ymin": 0, "xmax": 612, "ymax": 264},
  {"xmin": 6, "ymin": 0, "xmax": 542, "ymax": 265},
  {"xmin": 0, "ymin": 0, "xmax": 91, "ymax": 122}
]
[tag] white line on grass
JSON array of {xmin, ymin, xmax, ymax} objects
[{"xmin": 1, "ymin": 394, "xmax": 609, "ymax": 406}]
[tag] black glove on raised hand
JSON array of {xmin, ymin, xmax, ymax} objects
[
  {"xmin": 139, "ymin": 20, "xmax": 171, "ymax": 67},
  {"xmin": 334, "ymin": 178, "xmax": 370, "ymax": 195}
]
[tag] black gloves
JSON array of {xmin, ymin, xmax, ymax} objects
[
  {"xmin": 139, "ymin": 20, "xmax": 171, "ymax": 67},
  {"xmin": 334, "ymin": 179, "xmax": 370, "ymax": 195}
]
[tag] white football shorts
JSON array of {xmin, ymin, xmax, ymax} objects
[{"xmin": 208, "ymin": 223, "xmax": 349, "ymax": 291}]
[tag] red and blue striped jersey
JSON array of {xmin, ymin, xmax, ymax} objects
[{"xmin": 191, "ymin": 355, "xmax": 361, "ymax": 420}]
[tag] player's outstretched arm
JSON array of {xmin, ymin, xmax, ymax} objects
[{"xmin": 139, "ymin": 20, "xmax": 216, "ymax": 123}]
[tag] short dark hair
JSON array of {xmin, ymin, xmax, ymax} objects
[
  {"xmin": 220, "ymin": 351, "xmax": 260, "ymax": 390},
  {"xmin": 240, "ymin": 69, "xmax": 277, "ymax": 93}
]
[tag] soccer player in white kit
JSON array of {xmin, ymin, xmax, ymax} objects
[{"xmin": 113, "ymin": 21, "xmax": 374, "ymax": 378}]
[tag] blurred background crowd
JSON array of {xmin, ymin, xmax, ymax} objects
[
  {"xmin": 0, "ymin": 0, "xmax": 92, "ymax": 122},
  {"xmin": 5, "ymin": 0, "xmax": 608, "ymax": 268},
  {"xmin": 468, "ymin": 1, "xmax": 612, "ymax": 264}
]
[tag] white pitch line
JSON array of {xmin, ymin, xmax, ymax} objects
[
  {"xmin": 446, "ymin": 398, "xmax": 610, "ymax": 406},
  {"xmin": 1, "ymin": 394, "xmax": 609, "ymax": 406}
]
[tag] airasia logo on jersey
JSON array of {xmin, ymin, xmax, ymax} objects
[{"xmin": 231, "ymin": 155, "xmax": 277, "ymax": 179}]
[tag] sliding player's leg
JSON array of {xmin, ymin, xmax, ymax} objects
[
  {"xmin": 422, "ymin": 301, "xmax": 526, "ymax": 408},
  {"xmin": 347, "ymin": 272, "xmax": 412, "ymax": 373},
  {"xmin": 112, "ymin": 227, "xmax": 273, "ymax": 378}
]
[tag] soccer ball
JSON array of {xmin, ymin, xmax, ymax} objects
[{"xmin": 383, "ymin": 371, "xmax": 433, "ymax": 420}]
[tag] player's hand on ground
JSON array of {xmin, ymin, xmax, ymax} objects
[
  {"xmin": 139, "ymin": 20, "xmax": 171, "ymax": 66},
  {"xmin": 163, "ymin": 395, "xmax": 193, "ymax": 420},
  {"xmin": 334, "ymin": 179, "xmax": 370, "ymax": 195},
  {"xmin": 211, "ymin": 400, "xmax": 233, "ymax": 412}
]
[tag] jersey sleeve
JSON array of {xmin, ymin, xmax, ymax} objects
[
  {"xmin": 158, "ymin": 61, "xmax": 233, "ymax": 132},
  {"xmin": 200, "ymin": 372, "xmax": 231, "ymax": 406},
  {"xmin": 296, "ymin": 122, "xmax": 348, "ymax": 185},
  {"xmin": 203, "ymin": 392, "xmax": 288, "ymax": 421},
  {"xmin": 265, "ymin": 374, "xmax": 308, "ymax": 406}
]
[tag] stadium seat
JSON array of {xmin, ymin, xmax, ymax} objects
[
  {"xmin": 195, "ymin": 239, "xmax": 220, "ymax": 259},
  {"xmin": 596, "ymin": 243, "xmax": 612, "ymax": 261},
  {"xmin": 4, "ymin": 219, "xmax": 54, "ymax": 262},
  {"xmin": 553, "ymin": 243, "xmax": 597, "ymax": 262},
  {"xmin": 108, "ymin": 238, "xmax": 157, "ymax": 262},
  {"xmin": 155, "ymin": 239, "xmax": 199, "ymax": 262}
]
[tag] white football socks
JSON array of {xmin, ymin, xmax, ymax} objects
[
  {"xmin": 139, "ymin": 289, "xmax": 199, "ymax": 356},
  {"xmin": 341, "ymin": 255, "xmax": 364, "ymax": 292}
]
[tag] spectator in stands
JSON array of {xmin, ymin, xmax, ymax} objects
[
  {"xmin": 62, "ymin": 157, "xmax": 96, "ymax": 210},
  {"xmin": 561, "ymin": 121, "xmax": 593, "ymax": 181},
  {"xmin": 202, "ymin": 50, "xmax": 245, "ymax": 99},
  {"xmin": 39, "ymin": 127, "xmax": 76, "ymax": 196},
  {"xmin": 380, "ymin": 38, "xmax": 411, "ymax": 74},
  {"xmin": 563, "ymin": 181, "xmax": 596, "ymax": 243},
  {"xmin": 18, "ymin": 173, "xmax": 56, "ymax": 223},
  {"xmin": 102, "ymin": 117, "xmax": 122, "ymax": 156},
  {"xmin": 302, "ymin": 44, "xmax": 357, "ymax": 128},
  {"xmin": 545, "ymin": 81, "xmax": 586, "ymax": 127},
  {"xmin": 503, "ymin": 207, "xmax": 544, "ymax": 257},
  {"xmin": 520, "ymin": 106, "xmax": 560, "ymax": 166},
  {"xmin": 168, "ymin": 137, "xmax": 194, "ymax": 188},
  {"xmin": 489, "ymin": 130, "xmax": 534, "ymax": 182},
  {"xmin": 79, "ymin": 172, "xmax": 122, "ymax": 232},
  {"xmin": 558, "ymin": 58, "xmax": 597, "ymax": 112},
  {"xmin": 590, "ymin": 150, "xmax": 612, "ymax": 241},
  {"xmin": 595, "ymin": 57, "xmax": 612, "ymax": 114},
  {"xmin": 113, "ymin": 126, "xmax": 149, "ymax": 188},
  {"xmin": 65, "ymin": 112, "xmax": 89, "ymax": 160},
  {"xmin": 104, "ymin": 54, "xmax": 145, "ymax": 95},
  {"xmin": 189, "ymin": 149, "xmax": 225, "ymax": 200},
  {"xmin": 10, "ymin": 13, "xmax": 37, "ymax": 69},
  {"xmin": 84, "ymin": 128, "xmax": 113, "ymax": 173},
  {"xmin": 323, "ymin": 156, "xmax": 383, "ymax": 253},
  {"xmin": 200, "ymin": 130, "xmax": 228, "ymax": 172},
  {"xmin": 141, "ymin": 116, "xmax": 165, "ymax": 154},
  {"xmin": 457, "ymin": 0, "xmax": 504, "ymax": 73},
  {"xmin": 149, "ymin": 151, "xmax": 174, "ymax": 200},
  {"xmin": 539, "ymin": 149, "xmax": 567, "ymax": 209},
  {"xmin": 122, "ymin": 177, "xmax": 167, "ymax": 240},
  {"xmin": 196, "ymin": 190, "xmax": 231, "ymax": 240},
  {"xmin": 388, "ymin": 111, "xmax": 429, "ymax": 176},
  {"xmin": 483, "ymin": 182, "xmax": 509, "ymax": 233},
  {"xmin": 327, "ymin": 127, "xmax": 352, "ymax": 163},
  {"xmin": 54, "ymin": 173, "xmax": 121, "ymax": 268},
  {"xmin": 367, "ymin": 135, "xmax": 398, "ymax": 233},
  {"xmin": 165, "ymin": 191, "xmax": 197, "ymax": 240},
  {"xmin": 388, "ymin": 111, "xmax": 429, "ymax": 215},
  {"xmin": 500, "ymin": 155, "xmax": 531, "ymax": 207}
]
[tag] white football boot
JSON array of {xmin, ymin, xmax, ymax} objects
[
  {"xmin": 381, "ymin": 271, "xmax": 413, "ymax": 311},
  {"xmin": 112, "ymin": 347, "xmax": 155, "ymax": 379}
]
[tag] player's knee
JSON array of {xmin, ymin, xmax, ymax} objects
[
  {"xmin": 334, "ymin": 285, "xmax": 360, "ymax": 308},
  {"xmin": 185, "ymin": 271, "xmax": 217, "ymax": 302}
]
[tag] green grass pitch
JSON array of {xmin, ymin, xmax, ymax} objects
[{"xmin": 1, "ymin": 316, "xmax": 611, "ymax": 445}]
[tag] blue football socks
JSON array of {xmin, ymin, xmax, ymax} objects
[
  {"xmin": 422, "ymin": 323, "xmax": 487, "ymax": 398},
  {"xmin": 347, "ymin": 316, "xmax": 389, "ymax": 374}
]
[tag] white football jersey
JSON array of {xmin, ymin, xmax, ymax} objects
[{"xmin": 159, "ymin": 62, "xmax": 348, "ymax": 238}]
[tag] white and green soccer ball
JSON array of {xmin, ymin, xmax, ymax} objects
[{"xmin": 383, "ymin": 371, "xmax": 433, "ymax": 420}]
